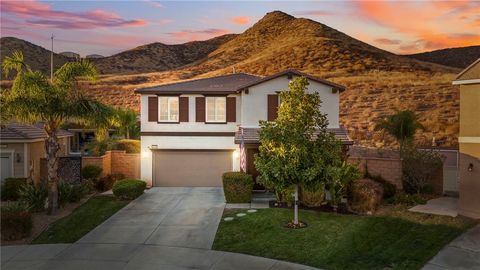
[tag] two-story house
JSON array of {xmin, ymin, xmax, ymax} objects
[{"xmin": 135, "ymin": 70, "xmax": 352, "ymax": 187}]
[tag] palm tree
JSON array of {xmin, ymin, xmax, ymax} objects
[
  {"xmin": 1, "ymin": 51, "xmax": 113, "ymax": 214},
  {"xmin": 375, "ymin": 110, "xmax": 423, "ymax": 152},
  {"xmin": 115, "ymin": 108, "xmax": 139, "ymax": 139}
]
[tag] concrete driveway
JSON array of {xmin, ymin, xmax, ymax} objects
[{"xmin": 2, "ymin": 187, "xmax": 320, "ymax": 270}]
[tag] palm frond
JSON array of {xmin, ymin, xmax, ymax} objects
[
  {"xmin": 2, "ymin": 51, "xmax": 29, "ymax": 78},
  {"xmin": 54, "ymin": 59, "xmax": 97, "ymax": 88}
]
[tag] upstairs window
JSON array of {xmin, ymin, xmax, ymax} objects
[
  {"xmin": 206, "ymin": 96, "xmax": 226, "ymax": 122},
  {"xmin": 158, "ymin": 96, "xmax": 179, "ymax": 122}
]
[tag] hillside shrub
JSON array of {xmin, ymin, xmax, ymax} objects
[
  {"xmin": 1, "ymin": 178, "xmax": 27, "ymax": 201},
  {"xmin": 81, "ymin": 165, "xmax": 102, "ymax": 180},
  {"xmin": 112, "ymin": 179, "xmax": 146, "ymax": 200},
  {"xmin": 222, "ymin": 172, "xmax": 254, "ymax": 203},
  {"xmin": 18, "ymin": 183, "xmax": 48, "ymax": 212},
  {"xmin": 1, "ymin": 202, "xmax": 33, "ymax": 241},
  {"xmin": 349, "ymin": 179, "xmax": 384, "ymax": 214},
  {"xmin": 300, "ymin": 184, "xmax": 325, "ymax": 207}
]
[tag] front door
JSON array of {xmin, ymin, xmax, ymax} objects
[
  {"xmin": 1, "ymin": 153, "xmax": 12, "ymax": 182},
  {"xmin": 246, "ymin": 147, "xmax": 264, "ymax": 190}
]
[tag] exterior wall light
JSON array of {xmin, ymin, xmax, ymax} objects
[{"xmin": 468, "ymin": 163, "xmax": 474, "ymax": 172}]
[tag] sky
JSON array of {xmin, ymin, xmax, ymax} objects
[{"xmin": 1, "ymin": 0, "xmax": 479, "ymax": 57}]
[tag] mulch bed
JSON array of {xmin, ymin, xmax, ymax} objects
[{"xmin": 269, "ymin": 200, "xmax": 356, "ymax": 215}]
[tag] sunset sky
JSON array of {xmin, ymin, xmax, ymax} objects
[{"xmin": 1, "ymin": 0, "xmax": 479, "ymax": 57}]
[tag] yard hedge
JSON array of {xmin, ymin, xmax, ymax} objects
[
  {"xmin": 1, "ymin": 203, "xmax": 33, "ymax": 241},
  {"xmin": 1, "ymin": 178, "xmax": 27, "ymax": 201},
  {"xmin": 222, "ymin": 172, "xmax": 254, "ymax": 203},
  {"xmin": 81, "ymin": 165, "xmax": 102, "ymax": 180},
  {"xmin": 112, "ymin": 179, "xmax": 146, "ymax": 200}
]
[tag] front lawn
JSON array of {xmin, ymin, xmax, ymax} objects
[
  {"xmin": 213, "ymin": 207, "xmax": 475, "ymax": 270},
  {"xmin": 32, "ymin": 195, "xmax": 129, "ymax": 244}
]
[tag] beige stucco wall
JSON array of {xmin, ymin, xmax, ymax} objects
[
  {"xmin": 457, "ymin": 61, "xmax": 480, "ymax": 80},
  {"xmin": 459, "ymin": 84, "xmax": 480, "ymax": 138},
  {"xmin": 0, "ymin": 143, "xmax": 26, "ymax": 178},
  {"xmin": 27, "ymin": 137, "xmax": 70, "ymax": 183}
]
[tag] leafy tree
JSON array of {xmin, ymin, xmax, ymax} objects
[
  {"xmin": 1, "ymin": 51, "xmax": 113, "ymax": 214},
  {"xmin": 401, "ymin": 144, "xmax": 443, "ymax": 194},
  {"xmin": 325, "ymin": 161, "xmax": 360, "ymax": 212},
  {"xmin": 375, "ymin": 110, "xmax": 423, "ymax": 152},
  {"xmin": 115, "ymin": 108, "xmax": 139, "ymax": 139},
  {"xmin": 255, "ymin": 76, "xmax": 344, "ymax": 225}
]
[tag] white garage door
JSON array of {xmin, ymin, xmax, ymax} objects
[
  {"xmin": 152, "ymin": 150, "xmax": 233, "ymax": 187},
  {"xmin": 1, "ymin": 153, "xmax": 13, "ymax": 182}
]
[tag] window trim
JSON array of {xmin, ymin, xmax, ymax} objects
[
  {"xmin": 205, "ymin": 96, "xmax": 227, "ymax": 124},
  {"xmin": 157, "ymin": 96, "xmax": 180, "ymax": 123}
]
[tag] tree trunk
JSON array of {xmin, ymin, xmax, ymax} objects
[
  {"xmin": 45, "ymin": 129, "xmax": 60, "ymax": 215},
  {"xmin": 126, "ymin": 127, "xmax": 130, "ymax": 139},
  {"xmin": 293, "ymin": 184, "xmax": 299, "ymax": 225}
]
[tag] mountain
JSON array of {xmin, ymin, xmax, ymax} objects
[
  {"xmin": 0, "ymin": 37, "xmax": 71, "ymax": 76},
  {"xmin": 406, "ymin": 46, "xmax": 480, "ymax": 69},
  {"xmin": 91, "ymin": 34, "xmax": 237, "ymax": 74},
  {"xmin": 1, "ymin": 11, "xmax": 464, "ymax": 148}
]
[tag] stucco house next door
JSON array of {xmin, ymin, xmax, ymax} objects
[{"xmin": 152, "ymin": 150, "xmax": 233, "ymax": 187}]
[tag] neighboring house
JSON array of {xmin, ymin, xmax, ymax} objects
[
  {"xmin": 135, "ymin": 70, "xmax": 352, "ymax": 187},
  {"xmin": 59, "ymin": 51, "xmax": 80, "ymax": 59},
  {"xmin": 86, "ymin": 54, "xmax": 104, "ymax": 59},
  {"xmin": 452, "ymin": 58, "xmax": 480, "ymax": 219},
  {"xmin": 0, "ymin": 123, "xmax": 72, "ymax": 183}
]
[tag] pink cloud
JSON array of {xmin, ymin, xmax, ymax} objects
[
  {"xmin": 1, "ymin": 0, "xmax": 146, "ymax": 29},
  {"xmin": 374, "ymin": 38, "xmax": 401, "ymax": 45},
  {"xmin": 168, "ymin": 28, "xmax": 230, "ymax": 42},
  {"xmin": 231, "ymin": 16, "xmax": 251, "ymax": 25},
  {"xmin": 294, "ymin": 10, "xmax": 333, "ymax": 17},
  {"xmin": 143, "ymin": 0, "xmax": 163, "ymax": 9}
]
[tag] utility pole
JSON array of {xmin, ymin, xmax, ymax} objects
[{"xmin": 50, "ymin": 34, "xmax": 54, "ymax": 81}]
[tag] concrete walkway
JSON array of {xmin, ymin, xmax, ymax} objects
[
  {"xmin": 423, "ymin": 224, "xmax": 480, "ymax": 270},
  {"xmin": 409, "ymin": 197, "xmax": 458, "ymax": 217},
  {"xmin": 1, "ymin": 187, "xmax": 320, "ymax": 270}
]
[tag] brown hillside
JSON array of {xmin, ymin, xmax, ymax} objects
[
  {"xmin": 0, "ymin": 37, "xmax": 71, "ymax": 77},
  {"xmin": 406, "ymin": 46, "xmax": 480, "ymax": 69},
  {"xmin": 92, "ymin": 34, "xmax": 237, "ymax": 74}
]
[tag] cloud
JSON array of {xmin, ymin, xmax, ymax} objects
[
  {"xmin": 231, "ymin": 16, "xmax": 251, "ymax": 25},
  {"xmin": 168, "ymin": 28, "xmax": 230, "ymax": 42},
  {"xmin": 143, "ymin": 0, "xmax": 163, "ymax": 9},
  {"xmin": 374, "ymin": 38, "xmax": 401, "ymax": 45},
  {"xmin": 1, "ymin": 0, "xmax": 146, "ymax": 29},
  {"xmin": 293, "ymin": 10, "xmax": 332, "ymax": 17},
  {"xmin": 355, "ymin": 1, "xmax": 480, "ymax": 52}
]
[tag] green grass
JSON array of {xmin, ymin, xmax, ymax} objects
[
  {"xmin": 213, "ymin": 207, "xmax": 475, "ymax": 270},
  {"xmin": 33, "ymin": 195, "xmax": 129, "ymax": 244}
]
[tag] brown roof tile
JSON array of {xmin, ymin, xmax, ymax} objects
[{"xmin": 0, "ymin": 123, "xmax": 72, "ymax": 141}]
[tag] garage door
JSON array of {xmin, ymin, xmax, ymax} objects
[{"xmin": 152, "ymin": 150, "xmax": 233, "ymax": 187}]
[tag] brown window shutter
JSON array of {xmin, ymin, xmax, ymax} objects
[
  {"xmin": 179, "ymin": 97, "xmax": 189, "ymax": 122},
  {"xmin": 148, "ymin": 96, "xmax": 158, "ymax": 122},
  {"xmin": 226, "ymin": 97, "xmax": 236, "ymax": 122},
  {"xmin": 196, "ymin": 97, "xmax": 205, "ymax": 122},
  {"xmin": 267, "ymin": 94, "xmax": 278, "ymax": 121}
]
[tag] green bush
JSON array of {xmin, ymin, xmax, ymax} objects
[
  {"xmin": 81, "ymin": 165, "xmax": 103, "ymax": 180},
  {"xmin": 349, "ymin": 179, "xmax": 384, "ymax": 214},
  {"xmin": 19, "ymin": 183, "xmax": 48, "ymax": 212},
  {"xmin": 1, "ymin": 178, "xmax": 27, "ymax": 201},
  {"xmin": 386, "ymin": 192, "xmax": 428, "ymax": 206},
  {"xmin": 402, "ymin": 146, "xmax": 443, "ymax": 194},
  {"xmin": 300, "ymin": 184, "xmax": 325, "ymax": 207},
  {"xmin": 222, "ymin": 172, "xmax": 254, "ymax": 203},
  {"xmin": 69, "ymin": 184, "xmax": 88, "ymax": 202},
  {"xmin": 276, "ymin": 185, "xmax": 295, "ymax": 205},
  {"xmin": 114, "ymin": 139, "xmax": 140, "ymax": 153},
  {"xmin": 112, "ymin": 179, "xmax": 146, "ymax": 200},
  {"xmin": 87, "ymin": 139, "xmax": 140, "ymax": 156},
  {"xmin": 58, "ymin": 181, "xmax": 72, "ymax": 207},
  {"xmin": 95, "ymin": 173, "xmax": 125, "ymax": 192},
  {"xmin": 1, "ymin": 202, "xmax": 33, "ymax": 241}
]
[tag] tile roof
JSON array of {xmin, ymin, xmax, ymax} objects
[
  {"xmin": 0, "ymin": 123, "xmax": 72, "ymax": 141},
  {"xmin": 135, "ymin": 73, "xmax": 261, "ymax": 94},
  {"xmin": 234, "ymin": 126, "xmax": 353, "ymax": 145}
]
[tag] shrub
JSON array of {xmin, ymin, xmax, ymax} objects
[
  {"xmin": 402, "ymin": 146, "xmax": 443, "ymax": 194},
  {"xmin": 222, "ymin": 172, "xmax": 254, "ymax": 203},
  {"xmin": 349, "ymin": 179, "xmax": 384, "ymax": 214},
  {"xmin": 19, "ymin": 183, "xmax": 48, "ymax": 212},
  {"xmin": 69, "ymin": 184, "xmax": 88, "ymax": 202},
  {"xmin": 58, "ymin": 181, "xmax": 73, "ymax": 207},
  {"xmin": 87, "ymin": 138, "xmax": 140, "ymax": 156},
  {"xmin": 81, "ymin": 165, "xmax": 103, "ymax": 180},
  {"xmin": 1, "ymin": 178, "xmax": 27, "ymax": 201},
  {"xmin": 114, "ymin": 139, "xmax": 140, "ymax": 153},
  {"xmin": 112, "ymin": 179, "xmax": 146, "ymax": 200},
  {"xmin": 81, "ymin": 179, "xmax": 95, "ymax": 194},
  {"xmin": 300, "ymin": 184, "xmax": 325, "ymax": 207},
  {"xmin": 364, "ymin": 168, "xmax": 397, "ymax": 199},
  {"xmin": 276, "ymin": 185, "xmax": 295, "ymax": 205},
  {"xmin": 386, "ymin": 191, "xmax": 428, "ymax": 206},
  {"xmin": 1, "ymin": 202, "xmax": 33, "ymax": 241},
  {"xmin": 95, "ymin": 173, "xmax": 125, "ymax": 192}
]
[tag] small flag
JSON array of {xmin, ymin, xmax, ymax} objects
[{"xmin": 240, "ymin": 128, "xmax": 246, "ymax": 172}]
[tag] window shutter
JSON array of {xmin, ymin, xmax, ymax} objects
[
  {"xmin": 179, "ymin": 97, "xmax": 189, "ymax": 122},
  {"xmin": 148, "ymin": 96, "xmax": 158, "ymax": 122},
  {"xmin": 196, "ymin": 97, "xmax": 205, "ymax": 122},
  {"xmin": 267, "ymin": 94, "xmax": 278, "ymax": 121},
  {"xmin": 226, "ymin": 97, "xmax": 236, "ymax": 122}
]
